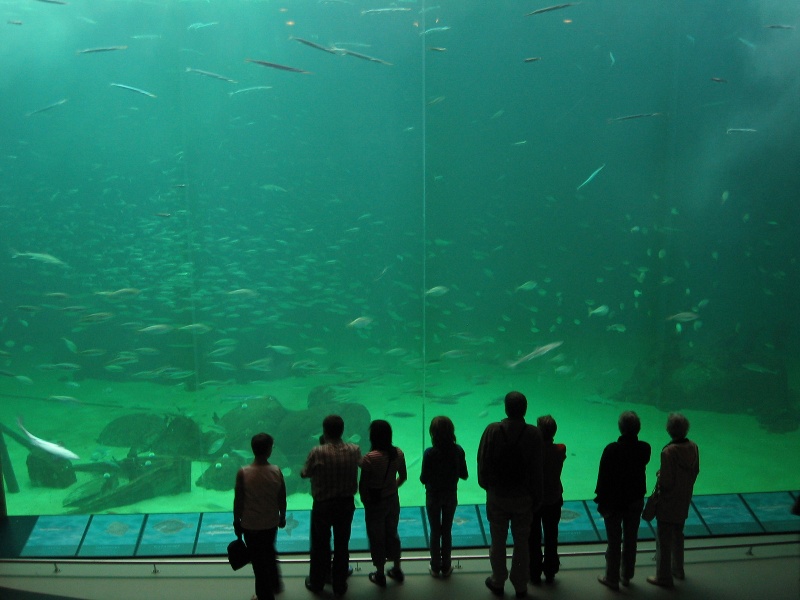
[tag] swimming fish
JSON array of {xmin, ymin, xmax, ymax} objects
[{"xmin": 17, "ymin": 418, "xmax": 79, "ymax": 460}]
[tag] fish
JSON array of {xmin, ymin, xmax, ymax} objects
[
  {"xmin": 290, "ymin": 37, "xmax": 338, "ymax": 54},
  {"xmin": 515, "ymin": 280, "xmax": 538, "ymax": 291},
  {"xmin": 347, "ymin": 316, "xmax": 373, "ymax": 328},
  {"xmin": 77, "ymin": 46, "xmax": 128, "ymax": 54},
  {"xmin": 179, "ymin": 323, "xmax": 213, "ymax": 334},
  {"xmin": 425, "ymin": 286, "xmax": 449, "ymax": 297},
  {"xmin": 560, "ymin": 509, "xmax": 583, "ymax": 522},
  {"xmin": 185, "ymin": 67, "xmax": 238, "ymax": 83},
  {"xmin": 17, "ymin": 418, "xmax": 79, "ymax": 460},
  {"xmin": 742, "ymin": 364, "xmax": 778, "ymax": 375},
  {"xmin": 387, "ymin": 411, "xmax": 417, "ymax": 418},
  {"xmin": 525, "ymin": 3, "xmax": 580, "ymax": 16},
  {"xmin": 283, "ymin": 513, "xmax": 299, "ymax": 535},
  {"xmin": 34, "ymin": 0, "xmax": 68, "ymax": 4},
  {"xmin": 607, "ymin": 112, "xmax": 661, "ymax": 122},
  {"xmin": 726, "ymin": 128, "xmax": 757, "ymax": 134},
  {"xmin": 11, "ymin": 251, "xmax": 67, "ymax": 266},
  {"xmin": 361, "ymin": 7, "xmax": 412, "ymax": 14},
  {"xmin": 153, "ymin": 519, "xmax": 194, "ymax": 534},
  {"xmin": 588, "ymin": 304, "xmax": 609, "ymax": 317},
  {"xmin": 576, "ymin": 164, "xmax": 605, "ymax": 191},
  {"xmin": 245, "ymin": 59, "xmax": 311, "ymax": 74},
  {"xmin": 764, "ymin": 24, "xmax": 795, "ymax": 29},
  {"xmin": 711, "ymin": 77, "xmax": 727, "ymax": 83},
  {"xmin": 24, "ymin": 99, "xmax": 68, "ymax": 117},
  {"xmin": 666, "ymin": 312, "xmax": 699, "ymax": 322},
  {"xmin": 336, "ymin": 48, "xmax": 393, "ymax": 66},
  {"xmin": 228, "ymin": 86, "xmax": 272, "ymax": 97},
  {"xmin": 187, "ymin": 22, "xmax": 218, "ymax": 30},
  {"xmin": 523, "ymin": 57, "xmax": 542, "ymax": 62},
  {"xmin": 138, "ymin": 324, "xmax": 174, "ymax": 334},
  {"xmin": 419, "ymin": 26, "xmax": 451, "ymax": 36},
  {"xmin": 110, "ymin": 83, "xmax": 157, "ymax": 98},
  {"xmin": 507, "ymin": 341, "xmax": 564, "ymax": 368}
]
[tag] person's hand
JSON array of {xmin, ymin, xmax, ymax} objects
[{"xmin": 278, "ymin": 515, "xmax": 286, "ymax": 529}]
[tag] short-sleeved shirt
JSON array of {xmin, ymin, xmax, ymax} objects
[
  {"xmin": 359, "ymin": 448, "xmax": 407, "ymax": 501},
  {"xmin": 301, "ymin": 440, "xmax": 361, "ymax": 501},
  {"xmin": 420, "ymin": 444, "xmax": 468, "ymax": 493},
  {"xmin": 235, "ymin": 462, "xmax": 286, "ymax": 530}
]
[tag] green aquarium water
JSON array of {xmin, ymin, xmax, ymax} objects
[{"xmin": 0, "ymin": 0, "xmax": 798, "ymax": 518}]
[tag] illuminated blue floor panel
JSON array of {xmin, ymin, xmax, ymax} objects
[{"xmin": 6, "ymin": 492, "xmax": 798, "ymax": 559}]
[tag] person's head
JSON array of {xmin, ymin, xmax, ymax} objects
[
  {"xmin": 251, "ymin": 432, "xmax": 274, "ymax": 458},
  {"xmin": 537, "ymin": 415, "xmax": 557, "ymax": 441},
  {"xmin": 429, "ymin": 416, "xmax": 456, "ymax": 447},
  {"xmin": 322, "ymin": 414, "xmax": 344, "ymax": 441},
  {"xmin": 504, "ymin": 390, "xmax": 527, "ymax": 419},
  {"xmin": 618, "ymin": 411, "xmax": 641, "ymax": 436},
  {"xmin": 666, "ymin": 413, "xmax": 690, "ymax": 440},
  {"xmin": 369, "ymin": 419, "xmax": 393, "ymax": 452}
]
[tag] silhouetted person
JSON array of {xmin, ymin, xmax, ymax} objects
[
  {"xmin": 478, "ymin": 391, "xmax": 544, "ymax": 599},
  {"xmin": 233, "ymin": 433, "xmax": 286, "ymax": 600},
  {"xmin": 359, "ymin": 419, "xmax": 408, "ymax": 587},
  {"xmin": 301, "ymin": 415, "xmax": 361, "ymax": 598},
  {"xmin": 528, "ymin": 414, "xmax": 566, "ymax": 585},
  {"xmin": 595, "ymin": 411, "xmax": 651, "ymax": 590},
  {"xmin": 648, "ymin": 413, "xmax": 699, "ymax": 588},
  {"xmin": 420, "ymin": 415, "xmax": 468, "ymax": 577}
]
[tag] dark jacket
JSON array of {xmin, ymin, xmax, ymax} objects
[
  {"xmin": 594, "ymin": 433, "xmax": 651, "ymax": 513},
  {"xmin": 477, "ymin": 417, "xmax": 543, "ymax": 505},
  {"xmin": 656, "ymin": 438, "xmax": 700, "ymax": 523},
  {"xmin": 420, "ymin": 443, "xmax": 468, "ymax": 493},
  {"xmin": 542, "ymin": 440, "xmax": 567, "ymax": 506}
]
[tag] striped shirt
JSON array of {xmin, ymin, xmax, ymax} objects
[
  {"xmin": 359, "ymin": 448, "xmax": 407, "ymax": 500},
  {"xmin": 301, "ymin": 440, "xmax": 361, "ymax": 501}
]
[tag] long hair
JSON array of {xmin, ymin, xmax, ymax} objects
[
  {"xmin": 369, "ymin": 419, "xmax": 397, "ymax": 461},
  {"xmin": 429, "ymin": 415, "xmax": 456, "ymax": 448}
]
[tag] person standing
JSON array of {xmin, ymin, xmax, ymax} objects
[
  {"xmin": 300, "ymin": 415, "xmax": 362, "ymax": 598},
  {"xmin": 359, "ymin": 419, "xmax": 408, "ymax": 587},
  {"xmin": 594, "ymin": 411, "xmax": 651, "ymax": 590},
  {"xmin": 529, "ymin": 414, "xmax": 566, "ymax": 585},
  {"xmin": 478, "ymin": 391, "xmax": 544, "ymax": 599},
  {"xmin": 233, "ymin": 433, "xmax": 286, "ymax": 600},
  {"xmin": 648, "ymin": 413, "xmax": 700, "ymax": 588},
  {"xmin": 420, "ymin": 416, "xmax": 469, "ymax": 577}
]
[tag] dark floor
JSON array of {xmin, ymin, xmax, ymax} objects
[{"xmin": 1, "ymin": 534, "xmax": 798, "ymax": 600}]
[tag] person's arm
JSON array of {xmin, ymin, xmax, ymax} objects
[
  {"xmin": 458, "ymin": 445, "xmax": 469, "ymax": 480},
  {"xmin": 594, "ymin": 445, "xmax": 611, "ymax": 515},
  {"xmin": 233, "ymin": 468, "xmax": 244, "ymax": 535},
  {"xmin": 396, "ymin": 451, "xmax": 408, "ymax": 487},
  {"xmin": 657, "ymin": 447, "xmax": 674, "ymax": 492},
  {"xmin": 300, "ymin": 447, "xmax": 316, "ymax": 479},
  {"xmin": 278, "ymin": 470, "xmax": 287, "ymax": 528},
  {"xmin": 419, "ymin": 449, "xmax": 429, "ymax": 485},
  {"xmin": 477, "ymin": 426, "xmax": 491, "ymax": 490},
  {"xmin": 530, "ymin": 427, "xmax": 544, "ymax": 509}
]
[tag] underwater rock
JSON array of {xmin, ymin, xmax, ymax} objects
[
  {"xmin": 214, "ymin": 395, "xmax": 289, "ymax": 449},
  {"xmin": 307, "ymin": 385, "xmax": 337, "ymax": 409},
  {"xmin": 98, "ymin": 414, "xmax": 166, "ymax": 449},
  {"xmin": 152, "ymin": 415, "xmax": 205, "ymax": 458},
  {"xmin": 195, "ymin": 453, "xmax": 248, "ymax": 491},
  {"xmin": 63, "ymin": 472, "xmax": 119, "ymax": 508},
  {"xmin": 27, "ymin": 451, "xmax": 77, "ymax": 488}
]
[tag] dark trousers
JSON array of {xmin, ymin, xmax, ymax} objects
[
  {"xmin": 309, "ymin": 496, "xmax": 356, "ymax": 594},
  {"xmin": 364, "ymin": 493, "xmax": 401, "ymax": 569},
  {"xmin": 243, "ymin": 527, "xmax": 279, "ymax": 600},
  {"xmin": 425, "ymin": 490, "xmax": 458, "ymax": 572},
  {"xmin": 603, "ymin": 499, "xmax": 644, "ymax": 584},
  {"xmin": 529, "ymin": 502, "xmax": 562, "ymax": 580}
]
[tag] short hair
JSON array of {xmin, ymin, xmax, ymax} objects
[
  {"xmin": 251, "ymin": 432, "xmax": 274, "ymax": 456},
  {"xmin": 504, "ymin": 391, "xmax": 527, "ymax": 419},
  {"xmin": 429, "ymin": 416, "xmax": 456, "ymax": 447},
  {"xmin": 369, "ymin": 419, "xmax": 393, "ymax": 452},
  {"xmin": 666, "ymin": 413, "xmax": 690, "ymax": 439},
  {"xmin": 537, "ymin": 415, "xmax": 557, "ymax": 441},
  {"xmin": 618, "ymin": 411, "xmax": 641, "ymax": 435},
  {"xmin": 323, "ymin": 415, "xmax": 344, "ymax": 439}
]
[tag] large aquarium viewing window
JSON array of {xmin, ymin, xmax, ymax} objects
[{"xmin": 1, "ymin": 1, "xmax": 798, "ymax": 518}]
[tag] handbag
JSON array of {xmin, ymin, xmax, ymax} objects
[
  {"xmin": 227, "ymin": 536, "xmax": 250, "ymax": 571},
  {"xmin": 642, "ymin": 483, "xmax": 659, "ymax": 522}
]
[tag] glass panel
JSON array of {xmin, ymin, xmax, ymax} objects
[{"xmin": 1, "ymin": 1, "xmax": 799, "ymax": 519}]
